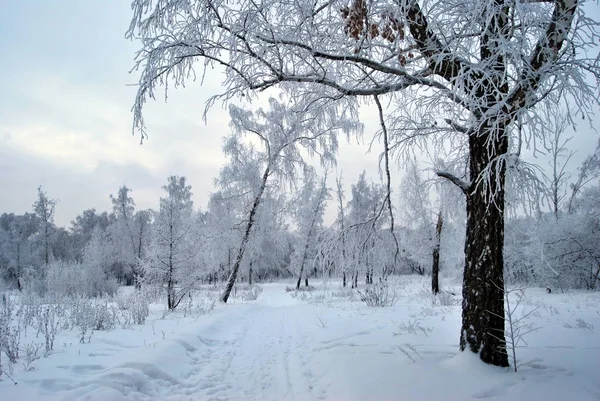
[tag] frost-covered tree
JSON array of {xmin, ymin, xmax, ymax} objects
[
  {"xmin": 70, "ymin": 209, "xmax": 113, "ymax": 262},
  {"xmin": 344, "ymin": 171, "xmax": 387, "ymax": 287},
  {"xmin": 292, "ymin": 170, "xmax": 329, "ymax": 289},
  {"xmin": 544, "ymin": 118, "xmax": 574, "ymax": 219},
  {"xmin": 147, "ymin": 176, "xmax": 196, "ymax": 310},
  {"xmin": 0, "ymin": 213, "xmax": 37, "ymax": 290},
  {"xmin": 33, "ymin": 186, "xmax": 57, "ymax": 266},
  {"xmin": 204, "ymin": 191, "xmax": 244, "ymax": 283},
  {"xmin": 219, "ymin": 96, "xmax": 357, "ymax": 302},
  {"xmin": 128, "ymin": 0, "xmax": 600, "ymax": 365},
  {"xmin": 110, "ymin": 186, "xmax": 148, "ymax": 288},
  {"xmin": 246, "ymin": 192, "xmax": 290, "ymax": 284},
  {"xmin": 399, "ymin": 162, "xmax": 433, "ymax": 276},
  {"xmin": 567, "ymin": 138, "xmax": 600, "ymax": 213},
  {"xmin": 334, "ymin": 175, "xmax": 350, "ymax": 287}
]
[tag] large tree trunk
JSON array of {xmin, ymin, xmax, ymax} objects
[
  {"xmin": 431, "ymin": 211, "xmax": 443, "ymax": 295},
  {"xmin": 459, "ymin": 130, "xmax": 509, "ymax": 367},
  {"xmin": 221, "ymin": 167, "xmax": 270, "ymax": 303}
]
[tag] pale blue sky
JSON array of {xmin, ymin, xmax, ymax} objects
[{"xmin": 0, "ymin": 0, "xmax": 597, "ymax": 226}]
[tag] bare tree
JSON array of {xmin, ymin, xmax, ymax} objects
[
  {"xmin": 33, "ymin": 186, "xmax": 57, "ymax": 266},
  {"xmin": 567, "ymin": 138, "xmax": 600, "ymax": 213},
  {"xmin": 220, "ymin": 97, "xmax": 357, "ymax": 302},
  {"xmin": 294, "ymin": 172, "xmax": 329, "ymax": 290},
  {"xmin": 127, "ymin": 0, "xmax": 599, "ymax": 366},
  {"xmin": 543, "ymin": 116, "xmax": 575, "ymax": 218}
]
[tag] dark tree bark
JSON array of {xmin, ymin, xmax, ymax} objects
[
  {"xmin": 249, "ymin": 260, "xmax": 253, "ymax": 285},
  {"xmin": 342, "ymin": 271, "xmax": 347, "ymax": 287},
  {"xmin": 431, "ymin": 211, "xmax": 443, "ymax": 295},
  {"xmin": 221, "ymin": 167, "xmax": 270, "ymax": 303},
  {"xmin": 458, "ymin": 128, "xmax": 509, "ymax": 367}
]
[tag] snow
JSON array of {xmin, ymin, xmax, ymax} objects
[{"xmin": 1, "ymin": 277, "xmax": 599, "ymax": 401}]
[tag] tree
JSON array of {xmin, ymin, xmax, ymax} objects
[
  {"xmin": 0, "ymin": 213, "xmax": 37, "ymax": 290},
  {"xmin": 128, "ymin": 0, "xmax": 600, "ymax": 366},
  {"xmin": 33, "ymin": 186, "xmax": 57, "ymax": 266},
  {"xmin": 110, "ymin": 186, "xmax": 146, "ymax": 288},
  {"xmin": 431, "ymin": 211, "xmax": 443, "ymax": 295},
  {"xmin": 334, "ymin": 175, "xmax": 350, "ymax": 287},
  {"xmin": 346, "ymin": 171, "xmax": 387, "ymax": 287},
  {"xmin": 293, "ymin": 170, "xmax": 329, "ymax": 289},
  {"xmin": 567, "ymin": 138, "xmax": 600, "ymax": 213},
  {"xmin": 399, "ymin": 162, "xmax": 433, "ymax": 276},
  {"xmin": 148, "ymin": 176, "xmax": 196, "ymax": 310},
  {"xmin": 70, "ymin": 208, "xmax": 113, "ymax": 262},
  {"xmin": 543, "ymin": 117, "xmax": 575, "ymax": 218},
  {"xmin": 219, "ymin": 97, "xmax": 356, "ymax": 303},
  {"xmin": 246, "ymin": 192, "xmax": 289, "ymax": 284}
]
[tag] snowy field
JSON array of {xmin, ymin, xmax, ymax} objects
[{"xmin": 1, "ymin": 277, "xmax": 599, "ymax": 401}]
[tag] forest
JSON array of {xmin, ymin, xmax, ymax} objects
[
  {"xmin": 2, "ymin": 130, "xmax": 599, "ymax": 300},
  {"xmin": 1, "ymin": 0, "xmax": 600, "ymax": 398}
]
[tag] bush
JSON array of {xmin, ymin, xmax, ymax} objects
[
  {"xmin": 357, "ymin": 278, "xmax": 398, "ymax": 307},
  {"xmin": 44, "ymin": 261, "xmax": 118, "ymax": 300},
  {"xmin": 1, "ymin": 294, "xmax": 20, "ymax": 363},
  {"xmin": 129, "ymin": 294, "xmax": 149, "ymax": 325},
  {"xmin": 240, "ymin": 286, "xmax": 263, "ymax": 301},
  {"xmin": 69, "ymin": 298, "xmax": 119, "ymax": 343},
  {"xmin": 331, "ymin": 288, "xmax": 356, "ymax": 300}
]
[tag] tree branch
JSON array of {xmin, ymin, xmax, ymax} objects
[{"xmin": 435, "ymin": 171, "xmax": 471, "ymax": 195}]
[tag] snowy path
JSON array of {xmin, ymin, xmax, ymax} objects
[
  {"xmin": 2, "ymin": 281, "xmax": 600, "ymax": 401},
  {"xmin": 173, "ymin": 290, "xmax": 324, "ymax": 401},
  {"xmin": 3, "ymin": 286, "xmax": 329, "ymax": 401}
]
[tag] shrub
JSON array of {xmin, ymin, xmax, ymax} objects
[
  {"xmin": 240, "ymin": 286, "xmax": 263, "ymax": 301},
  {"xmin": 357, "ymin": 278, "xmax": 398, "ymax": 307}
]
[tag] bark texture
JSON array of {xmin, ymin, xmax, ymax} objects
[
  {"xmin": 431, "ymin": 211, "xmax": 443, "ymax": 295},
  {"xmin": 459, "ymin": 129, "xmax": 509, "ymax": 367},
  {"xmin": 221, "ymin": 167, "xmax": 270, "ymax": 303}
]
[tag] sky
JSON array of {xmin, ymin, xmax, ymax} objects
[{"xmin": 0, "ymin": 0, "xmax": 598, "ymax": 227}]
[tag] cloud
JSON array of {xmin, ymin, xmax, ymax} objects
[{"xmin": 1, "ymin": 0, "xmax": 597, "ymax": 230}]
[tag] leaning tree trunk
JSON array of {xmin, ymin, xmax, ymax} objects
[
  {"xmin": 221, "ymin": 167, "xmax": 270, "ymax": 303},
  {"xmin": 460, "ymin": 129, "xmax": 509, "ymax": 367},
  {"xmin": 431, "ymin": 211, "xmax": 443, "ymax": 295}
]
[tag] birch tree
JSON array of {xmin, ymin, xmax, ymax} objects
[
  {"xmin": 127, "ymin": 0, "xmax": 600, "ymax": 366},
  {"xmin": 293, "ymin": 170, "xmax": 329, "ymax": 289},
  {"xmin": 219, "ymin": 96, "xmax": 357, "ymax": 302}
]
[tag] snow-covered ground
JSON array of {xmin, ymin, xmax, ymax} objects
[{"xmin": 1, "ymin": 277, "xmax": 599, "ymax": 401}]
